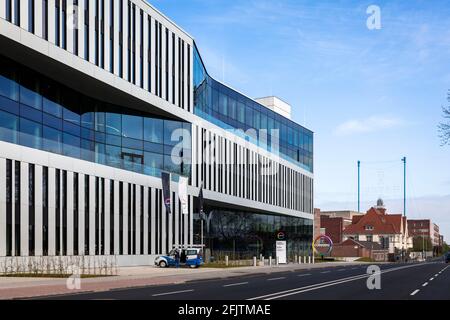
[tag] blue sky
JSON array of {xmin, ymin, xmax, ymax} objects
[{"xmin": 149, "ymin": 0, "xmax": 450, "ymax": 240}]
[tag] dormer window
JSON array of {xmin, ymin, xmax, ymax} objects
[{"xmin": 365, "ymin": 225, "xmax": 374, "ymax": 231}]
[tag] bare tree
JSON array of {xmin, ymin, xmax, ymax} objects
[{"xmin": 439, "ymin": 92, "xmax": 450, "ymax": 146}]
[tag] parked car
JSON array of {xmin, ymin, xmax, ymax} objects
[
  {"xmin": 445, "ymin": 253, "xmax": 450, "ymax": 263},
  {"xmin": 155, "ymin": 246, "xmax": 204, "ymax": 268}
]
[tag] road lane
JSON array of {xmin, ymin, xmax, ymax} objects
[{"xmin": 34, "ymin": 263, "xmax": 419, "ymax": 300}]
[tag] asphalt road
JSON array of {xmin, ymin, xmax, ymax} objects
[{"xmin": 36, "ymin": 261, "xmax": 450, "ymax": 300}]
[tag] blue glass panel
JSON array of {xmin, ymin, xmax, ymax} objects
[
  {"xmin": 106, "ymin": 134, "xmax": 121, "ymax": 147},
  {"xmin": 63, "ymin": 133, "xmax": 80, "ymax": 158},
  {"xmin": 164, "ymin": 120, "xmax": 182, "ymax": 146},
  {"xmin": 43, "ymin": 113, "xmax": 63, "ymax": 130},
  {"xmin": 63, "ymin": 107, "xmax": 80, "ymax": 125},
  {"xmin": 95, "ymin": 143, "xmax": 105, "ymax": 164},
  {"xmin": 43, "ymin": 98, "xmax": 62, "ymax": 118},
  {"xmin": 0, "ymin": 74, "xmax": 19, "ymax": 101},
  {"xmin": 122, "ymin": 137, "xmax": 143, "ymax": 150},
  {"xmin": 164, "ymin": 154, "xmax": 182, "ymax": 175},
  {"xmin": 42, "ymin": 125, "xmax": 62, "ymax": 154},
  {"xmin": 20, "ymin": 104, "xmax": 42, "ymax": 123},
  {"xmin": 81, "ymin": 139, "xmax": 95, "ymax": 162},
  {"xmin": 144, "ymin": 141, "xmax": 164, "ymax": 154},
  {"xmin": 81, "ymin": 110, "xmax": 94, "ymax": 129},
  {"xmin": 94, "ymin": 131, "xmax": 106, "ymax": 143},
  {"xmin": 143, "ymin": 117, "xmax": 163, "ymax": 143},
  {"xmin": 19, "ymin": 118, "xmax": 42, "ymax": 149},
  {"xmin": 0, "ymin": 109, "xmax": 19, "ymax": 144},
  {"xmin": 63, "ymin": 121, "xmax": 81, "ymax": 137},
  {"xmin": 105, "ymin": 144, "xmax": 122, "ymax": 168},
  {"xmin": 144, "ymin": 152, "xmax": 164, "ymax": 176},
  {"xmin": 81, "ymin": 127, "xmax": 95, "ymax": 141},
  {"xmin": 0, "ymin": 95, "xmax": 20, "ymax": 115},
  {"xmin": 106, "ymin": 112, "xmax": 122, "ymax": 136},
  {"xmin": 122, "ymin": 114, "xmax": 143, "ymax": 140},
  {"xmin": 95, "ymin": 111, "xmax": 105, "ymax": 132},
  {"xmin": 20, "ymin": 86, "xmax": 42, "ymax": 110}
]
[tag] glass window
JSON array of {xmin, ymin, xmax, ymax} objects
[
  {"xmin": 20, "ymin": 78, "xmax": 42, "ymax": 110},
  {"xmin": 43, "ymin": 113, "xmax": 62, "ymax": 130},
  {"xmin": 106, "ymin": 112, "xmax": 122, "ymax": 136},
  {"xmin": 105, "ymin": 144, "xmax": 122, "ymax": 168},
  {"xmin": 122, "ymin": 114, "xmax": 143, "ymax": 140},
  {"xmin": 81, "ymin": 107, "xmax": 94, "ymax": 129},
  {"xmin": 95, "ymin": 110, "xmax": 105, "ymax": 132},
  {"xmin": 0, "ymin": 110, "xmax": 19, "ymax": 143},
  {"xmin": 164, "ymin": 154, "xmax": 181, "ymax": 175},
  {"xmin": 144, "ymin": 117, "xmax": 163, "ymax": 143},
  {"xmin": 228, "ymin": 98, "xmax": 236, "ymax": 120},
  {"xmin": 212, "ymin": 89, "xmax": 219, "ymax": 112},
  {"xmin": 95, "ymin": 142, "xmax": 105, "ymax": 164},
  {"xmin": 0, "ymin": 68, "xmax": 19, "ymax": 101},
  {"xmin": 43, "ymin": 125, "xmax": 62, "ymax": 154},
  {"xmin": 63, "ymin": 108, "xmax": 80, "ymax": 125},
  {"xmin": 81, "ymin": 138, "xmax": 95, "ymax": 162},
  {"xmin": 163, "ymin": 120, "xmax": 182, "ymax": 146},
  {"xmin": 43, "ymin": 98, "xmax": 62, "ymax": 118},
  {"xmin": 219, "ymin": 93, "xmax": 228, "ymax": 116},
  {"xmin": 63, "ymin": 132, "xmax": 80, "ymax": 158},
  {"xmin": 144, "ymin": 151, "xmax": 163, "ymax": 176},
  {"xmin": 19, "ymin": 118, "xmax": 42, "ymax": 149},
  {"xmin": 245, "ymin": 106, "xmax": 253, "ymax": 127},
  {"xmin": 237, "ymin": 102, "xmax": 245, "ymax": 124}
]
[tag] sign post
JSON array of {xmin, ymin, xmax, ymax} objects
[{"xmin": 276, "ymin": 241, "xmax": 287, "ymax": 264}]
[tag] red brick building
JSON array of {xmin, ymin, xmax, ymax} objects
[
  {"xmin": 342, "ymin": 200, "xmax": 412, "ymax": 254},
  {"xmin": 408, "ymin": 219, "xmax": 441, "ymax": 248}
]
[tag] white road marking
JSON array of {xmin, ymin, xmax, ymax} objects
[
  {"xmin": 337, "ymin": 269, "xmax": 346, "ymax": 272},
  {"xmin": 320, "ymin": 271, "xmax": 331, "ymax": 274},
  {"xmin": 422, "ymin": 282, "xmax": 428, "ymax": 287},
  {"xmin": 223, "ymin": 282, "xmax": 248, "ymax": 287},
  {"xmin": 152, "ymin": 289, "xmax": 194, "ymax": 297},
  {"xmin": 411, "ymin": 289, "xmax": 420, "ymax": 296},
  {"xmin": 430, "ymin": 277, "xmax": 434, "ymax": 281},
  {"xmin": 248, "ymin": 263, "xmax": 428, "ymax": 300},
  {"xmin": 297, "ymin": 274, "xmax": 312, "ymax": 277},
  {"xmin": 351, "ymin": 268, "xmax": 357, "ymax": 270},
  {"xmin": 267, "ymin": 277, "xmax": 286, "ymax": 281}
]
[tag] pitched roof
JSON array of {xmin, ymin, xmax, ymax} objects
[
  {"xmin": 343, "ymin": 207, "xmax": 404, "ymax": 235},
  {"xmin": 338, "ymin": 238, "xmax": 382, "ymax": 250}
]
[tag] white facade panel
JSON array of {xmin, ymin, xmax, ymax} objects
[
  {"xmin": 0, "ymin": 158, "xmax": 6, "ymax": 256},
  {"xmin": 67, "ymin": 171, "xmax": 74, "ymax": 256}
]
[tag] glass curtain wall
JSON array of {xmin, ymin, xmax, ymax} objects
[
  {"xmin": 193, "ymin": 44, "xmax": 313, "ymax": 173},
  {"xmin": 0, "ymin": 55, "xmax": 191, "ymax": 179}
]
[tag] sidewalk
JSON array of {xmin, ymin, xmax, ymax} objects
[{"xmin": 0, "ymin": 261, "xmax": 369, "ymax": 299}]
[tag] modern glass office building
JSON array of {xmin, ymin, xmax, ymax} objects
[{"xmin": 0, "ymin": 0, "xmax": 313, "ymax": 265}]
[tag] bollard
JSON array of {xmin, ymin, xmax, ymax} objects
[
  {"xmin": 295, "ymin": 255, "xmax": 298, "ymax": 264},
  {"xmin": 225, "ymin": 255, "xmax": 229, "ymax": 267},
  {"xmin": 308, "ymin": 256, "xmax": 311, "ymax": 264},
  {"xmin": 276, "ymin": 256, "xmax": 279, "ymax": 266},
  {"xmin": 269, "ymin": 256, "xmax": 272, "ymax": 267},
  {"xmin": 253, "ymin": 256, "xmax": 257, "ymax": 267},
  {"xmin": 304, "ymin": 256, "xmax": 307, "ymax": 264},
  {"xmin": 312, "ymin": 255, "xmax": 315, "ymax": 264}
]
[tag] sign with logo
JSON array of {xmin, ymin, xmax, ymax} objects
[
  {"xmin": 276, "ymin": 241, "xmax": 287, "ymax": 264},
  {"xmin": 178, "ymin": 176, "xmax": 189, "ymax": 215},
  {"xmin": 276, "ymin": 231, "xmax": 286, "ymax": 241},
  {"xmin": 312, "ymin": 235, "xmax": 334, "ymax": 256},
  {"xmin": 161, "ymin": 172, "xmax": 171, "ymax": 214}
]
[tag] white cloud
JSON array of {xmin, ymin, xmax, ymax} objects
[{"xmin": 334, "ymin": 115, "xmax": 405, "ymax": 136}]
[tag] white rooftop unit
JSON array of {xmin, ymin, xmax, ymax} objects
[{"xmin": 255, "ymin": 96, "xmax": 292, "ymax": 120}]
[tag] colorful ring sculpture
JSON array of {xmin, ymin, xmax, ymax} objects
[{"xmin": 312, "ymin": 235, "xmax": 334, "ymax": 255}]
